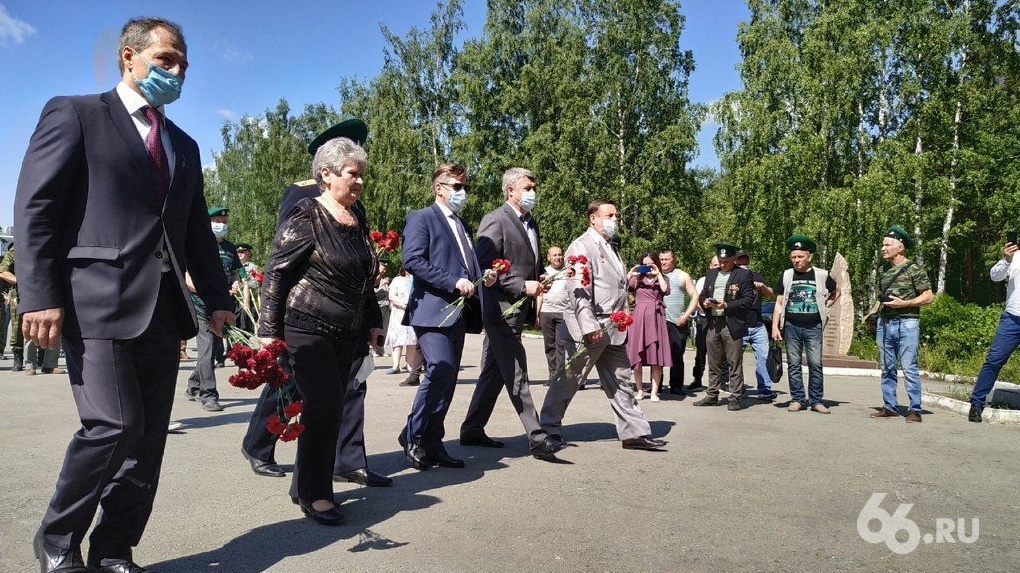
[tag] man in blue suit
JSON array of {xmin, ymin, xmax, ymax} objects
[
  {"xmin": 399, "ymin": 162, "xmax": 492, "ymax": 470},
  {"xmin": 15, "ymin": 18, "xmax": 233, "ymax": 573}
]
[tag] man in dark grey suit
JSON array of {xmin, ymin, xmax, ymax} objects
[
  {"xmin": 15, "ymin": 18, "xmax": 233, "ymax": 573},
  {"xmin": 459, "ymin": 168, "xmax": 567, "ymax": 459}
]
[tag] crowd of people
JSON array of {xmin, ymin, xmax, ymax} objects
[{"xmin": 10, "ymin": 15, "xmax": 1016, "ymax": 573}]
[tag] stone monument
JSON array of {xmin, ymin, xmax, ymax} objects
[{"xmin": 823, "ymin": 252, "xmax": 854, "ymax": 356}]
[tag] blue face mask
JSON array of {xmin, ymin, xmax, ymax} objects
[
  {"xmin": 519, "ymin": 190, "xmax": 537, "ymax": 211},
  {"xmin": 447, "ymin": 188, "xmax": 467, "ymax": 213},
  {"xmin": 132, "ymin": 53, "xmax": 183, "ymax": 107}
]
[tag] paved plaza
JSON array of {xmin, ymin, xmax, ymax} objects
[{"xmin": 1, "ymin": 335, "xmax": 1017, "ymax": 572}]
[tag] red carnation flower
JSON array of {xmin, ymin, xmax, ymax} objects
[
  {"xmin": 370, "ymin": 231, "xmax": 383, "ymax": 243},
  {"xmin": 250, "ymin": 270, "xmax": 264, "ymax": 286},
  {"xmin": 284, "ymin": 400, "xmax": 304, "ymax": 419},
  {"xmin": 279, "ymin": 423, "xmax": 305, "ymax": 442},
  {"xmin": 491, "ymin": 259, "xmax": 512, "ymax": 275},
  {"xmin": 267, "ymin": 414, "xmax": 288, "ymax": 436}
]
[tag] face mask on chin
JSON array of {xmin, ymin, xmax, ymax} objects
[{"xmin": 131, "ymin": 52, "xmax": 184, "ymax": 107}]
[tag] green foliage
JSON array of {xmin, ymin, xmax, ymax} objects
[{"xmin": 919, "ymin": 294, "xmax": 1002, "ymax": 357}]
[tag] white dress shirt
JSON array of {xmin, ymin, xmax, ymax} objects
[
  {"xmin": 990, "ymin": 257, "xmax": 1020, "ymax": 316},
  {"xmin": 116, "ymin": 82, "xmax": 175, "ymax": 177},
  {"xmin": 507, "ymin": 201, "xmax": 539, "ymax": 263}
]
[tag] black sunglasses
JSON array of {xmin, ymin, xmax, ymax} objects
[{"xmin": 440, "ymin": 181, "xmax": 471, "ymax": 192}]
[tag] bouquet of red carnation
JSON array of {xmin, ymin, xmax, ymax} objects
[
  {"xmin": 562, "ymin": 310, "xmax": 634, "ymax": 370},
  {"xmin": 224, "ymin": 326, "xmax": 305, "ymax": 442},
  {"xmin": 370, "ymin": 230, "xmax": 401, "ymax": 257},
  {"xmin": 439, "ymin": 259, "xmax": 512, "ymax": 326}
]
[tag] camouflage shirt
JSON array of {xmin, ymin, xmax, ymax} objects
[
  {"xmin": 877, "ymin": 260, "xmax": 931, "ymax": 318},
  {"xmin": 0, "ymin": 249, "xmax": 14, "ymax": 299}
]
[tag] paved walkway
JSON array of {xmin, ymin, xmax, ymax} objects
[{"xmin": 1, "ymin": 336, "xmax": 1016, "ymax": 572}]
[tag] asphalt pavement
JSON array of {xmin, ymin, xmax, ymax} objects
[{"xmin": 1, "ymin": 335, "xmax": 1017, "ymax": 572}]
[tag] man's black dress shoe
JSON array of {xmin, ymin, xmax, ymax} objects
[
  {"xmin": 531, "ymin": 437, "xmax": 568, "ymax": 459},
  {"xmin": 460, "ymin": 433, "xmax": 505, "ymax": 448},
  {"xmin": 242, "ymin": 449, "xmax": 285, "ymax": 477},
  {"xmin": 968, "ymin": 404, "xmax": 983, "ymax": 423},
  {"xmin": 336, "ymin": 467, "xmax": 393, "ymax": 487},
  {"xmin": 33, "ymin": 533, "xmax": 86, "ymax": 573},
  {"xmin": 685, "ymin": 382, "xmax": 706, "ymax": 393},
  {"xmin": 297, "ymin": 499, "xmax": 344, "ymax": 526},
  {"xmin": 399, "ymin": 373, "xmax": 421, "ymax": 386},
  {"xmin": 89, "ymin": 562, "xmax": 149, "ymax": 573},
  {"xmin": 621, "ymin": 436, "xmax": 668, "ymax": 451},
  {"xmin": 431, "ymin": 450, "xmax": 465, "ymax": 468}
]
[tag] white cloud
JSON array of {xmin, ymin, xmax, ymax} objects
[
  {"xmin": 216, "ymin": 40, "xmax": 252, "ymax": 64},
  {"xmin": 217, "ymin": 109, "xmax": 239, "ymax": 121},
  {"xmin": 0, "ymin": 4, "xmax": 36, "ymax": 47}
]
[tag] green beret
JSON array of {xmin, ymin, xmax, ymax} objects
[
  {"xmin": 885, "ymin": 225, "xmax": 914, "ymax": 249},
  {"xmin": 235, "ymin": 242, "xmax": 253, "ymax": 251},
  {"xmin": 712, "ymin": 242, "xmax": 740, "ymax": 260},
  {"xmin": 208, "ymin": 207, "xmax": 229, "ymax": 217},
  {"xmin": 786, "ymin": 234, "xmax": 816, "ymax": 253},
  {"xmin": 307, "ymin": 119, "xmax": 369, "ymax": 156}
]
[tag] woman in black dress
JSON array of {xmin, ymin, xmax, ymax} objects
[{"xmin": 258, "ymin": 136, "xmax": 382, "ymax": 525}]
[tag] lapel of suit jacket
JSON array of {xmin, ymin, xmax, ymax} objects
[
  {"xmin": 101, "ymin": 89, "xmax": 160, "ymax": 212},
  {"xmin": 501, "ymin": 203, "xmax": 540, "ymax": 270},
  {"xmin": 430, "ymin": 203, "xmax": 469, "ymax": 274},
  {"xmin": 165, "ymin": 119, "xmax": 190, "ymax": 210}
]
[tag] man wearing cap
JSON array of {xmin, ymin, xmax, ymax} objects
[
  {"xmin": 969, "ymin": 235, "xmax": 1020, "ymax": 423},
  {"xmin": 772, "ymin": 236, "xmax": 839, "ymax": 413},
  {"xmin": 734, "ymin": 250, "xmax": 778, "ymax": 401},
  {"xmin": 234, "ymin": 242, "xmax": 260, "ymax": 332},
  {"xmin": 693, "ymin": 243, "xmax": 755, "ymax": 410},
  {"xmin": 184, "ymin": 206, "xmax": 241, "ymax": 412},
  {"xmin": 871, "ymin": 226, "xmax": 933, "ymax": 423},
  {"xmin": 241, "ymin": 119, "xmax": 393, "ymax": 487}
]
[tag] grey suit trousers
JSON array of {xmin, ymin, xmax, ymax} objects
[
  {"xmin": 540, "ymin": 335, "xmax": 651, "ymax": 441},
  {"xmin": 462, "ymin": 320, "xmax": 548, "ymax": 445}
]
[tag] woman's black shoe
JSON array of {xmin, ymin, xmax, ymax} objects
[{"xmin": 298, "ymin": 499, "xmax": 344, "ymax": 526}]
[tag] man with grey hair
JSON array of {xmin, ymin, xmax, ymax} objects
[
  {"xmin": 459, "ymin": 167, "xmax": 566, "ymax": 458},
  {"xmin": 16, "ymin": 17, "xmax": 233, "ymax": 573}
]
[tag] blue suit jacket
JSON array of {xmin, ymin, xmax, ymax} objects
[
  {"xmin": 401, "ymin": 203, "xmax": 482, "ymax": 333},
  {"xmin": 13, "ymin": 89, "xmax": 231, "ymax": 339}
]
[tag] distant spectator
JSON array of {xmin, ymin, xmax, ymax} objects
[
  {"xmin": 968, "ymin": 238, "xmax": 1020, "ymax": 423},
  {"xmin": 385, "ymin": 267, "xmax": 419, "ymax": 374},
  {"xmin": 870, "ymin": 226, "xmax": 933, "ymax": 423},
  {"xmin": 771, "ymin": 236, "xmax": 839, "ymax": 413},
  {"xmin": 235, "ymin": 242, "xmax": 261, "ymax": 332},
  {"xmin": 689, "ymin": 256, "xmax": 720, "ymax": 392},
  {"xmin": 536, "ymin": 245, "xmax": 569, "ymax": 386},
  {"xmin": 374, "ymin": 262, "xmax": 390, "ymax": 357},
  {"xmin": 658, "ymin": 249, "xmax": 700, "ymax": 395},
  {"xmin": 627, "ymin": 252, "xmax": 671, "ymax": 402}
]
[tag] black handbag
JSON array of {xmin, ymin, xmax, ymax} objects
[{"xmin": 767, "ymin": 340, "xmax": 784, "ymax": 382}]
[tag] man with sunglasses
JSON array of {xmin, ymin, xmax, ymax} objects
[{"xmin": 398, "ymin": 163, "xmax": 494, "ymax": 470}]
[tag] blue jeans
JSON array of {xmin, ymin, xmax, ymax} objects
[
  {"xmin": 743, "ymin": 325, "xmax": 773, "ymax": 396},
  {"xmin": 784, "ymin": 322, "xmax": 824, "ymax": 406},
  {"xmin": 877, "ymin": 316, "xmax": 921, "ymax": 413},
  {"xmin": 971, "ymin": 311, "xmax": 1020, "ymax": 408}
]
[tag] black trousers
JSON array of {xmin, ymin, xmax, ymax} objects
[
  {"xmin": 282, "ymin": 324, "xmax": 357, "ymax": 503},
  {"xmin": 242, "ymin": 353, "xmax": 370, "ymax": 475},
  {"xmin": 539, "ymin": 312, "xmax": 566, "ymax": 381},
  {"xmin": 665, "ymin": 321, "xmax": 690, "ymax": 391},
  {"xmin": 693, "ymin": 317, "xmax": 708, "ymax": 384},
  {"xmin": 41, "ymin": 273, "xmax": 183, "ymax": 564}
]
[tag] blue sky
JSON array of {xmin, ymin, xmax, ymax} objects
[{"xmin": 0, "ymin": 0, "xmax": 747, "ymax": 228}]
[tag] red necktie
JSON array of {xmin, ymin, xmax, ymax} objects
[{"xmin": 143, "ymin": 106, "xmax": 170, "ymax": 202}]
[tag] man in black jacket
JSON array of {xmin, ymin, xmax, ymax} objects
[{"xmin": 693, "ymin": 243, "xmax": 756, "ymax": 411}]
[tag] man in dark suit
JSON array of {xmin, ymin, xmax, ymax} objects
[
  {"xmin": 240, "ymin": 119, "xmax": 391, "ymax": 487},
  {"xmin": 399, "ymin": 162, "xmax": 493, "ymax": 471},
  {"xmin": 693, "ymin": 243, "xmax": 756, "ymax": 411},
  {"xmin": 459, "ymin": 168, "xmax": 566, "ymax": 459},
  {"xmin": 15, "ymin": 18, "xmax": 233, "ymax": 573}
]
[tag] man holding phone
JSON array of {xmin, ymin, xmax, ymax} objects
[
  {"xmin": 694, "ymin": 243, "xmax": 756, "ymax": 411},
  {"xmin": 968, "ymin": 234, "xmax": 1020, "ymax": 422}
]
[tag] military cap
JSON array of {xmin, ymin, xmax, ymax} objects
[
  {"xmin": 885, "ymin": 226, "xmax": 914, "ymax": 249},
  {"xmin": 786, "ymin": 234, "xmax": 816, "ymax": 253},
  {"xmin": 712, "ymin": 242, "xmax": 740, "ymax": 260},
  {"xmin": 307, "ymin": 119, "xmax": 369, "ymax": 156},
  {"xmin": 235, "ymin": 242, "xmax": 253, "ymax": 251},
  {"xmin": 208, "ymin": 207, "xmax": 229, "ymax": 217}
]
